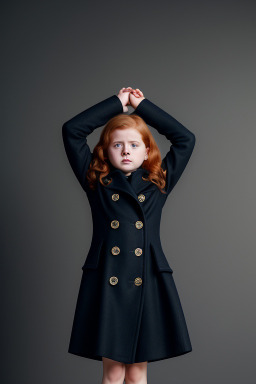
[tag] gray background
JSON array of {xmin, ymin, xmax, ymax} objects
[{"xmin": 2, "ymin": 0, "xmax": 256, "ymax": 383}]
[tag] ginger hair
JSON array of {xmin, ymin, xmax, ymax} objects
[{"xmin": 86, "ymin": 113, "xmax": 167, "ymax": 194}]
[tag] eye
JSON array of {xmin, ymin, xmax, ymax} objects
[{"xmin": 113, "ymin": 143, "xmax": 138, "ymax": 148}]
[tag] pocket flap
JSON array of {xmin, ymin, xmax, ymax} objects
[
  {"xmin": 82, "ymin": 236, "xmax": 104, "ymax": 270},
  {"xmin": 150, "ymin": 242, "xmax": 173, "ymax": 273}
]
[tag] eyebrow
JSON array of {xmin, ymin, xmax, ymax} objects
[{"xmin": 112, "ymin": 140, "xmax": 140, "ymax": 144}]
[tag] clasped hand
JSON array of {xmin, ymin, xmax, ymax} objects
[{"xmin": 117, "ymin": 87, "xmax": 145, "ymax": 112}]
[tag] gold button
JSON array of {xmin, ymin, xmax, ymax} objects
[
  {"xmin": 112, "ymin": 193, "xmax": 119, "ymax": 201},
  {"xmin": 111, "ymin": 220, "xmax": 119, "ymax": 229},
  {"xmin": 135, "ymin": 248, "xmax": 143, "ymax": 256},
  {"xmin": 111, "ymin": 246, "xmax": 120, "ymax": 255},
  {"xmin": 138, "ymin": 194, "xmax": 145, "ymax": 202},
  {"xmin": 135, "ymin": 220, "xmax": 143, "ymax": 229},
  {"xmin": 134, "ymin": 277, "xmax": 142, "ymax": 286},
  {"xmin": 109, "ymin": 276, "xmax": 118, "ymax": 285}
]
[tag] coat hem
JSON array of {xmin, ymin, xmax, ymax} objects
[{"xmin": 68, "ymin": 346, "xmax": 192, "ymax": 364}]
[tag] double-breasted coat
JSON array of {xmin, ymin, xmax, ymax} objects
[{"xmin": 62, "ymin": 95, "xmax": 196, "ymax": 364}]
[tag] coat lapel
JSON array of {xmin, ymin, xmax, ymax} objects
[{"xmin": 102, "ymin": 165, "xmax": 156, "ymax": 201}]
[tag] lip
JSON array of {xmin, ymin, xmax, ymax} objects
[{"xmin": 122, "ymin": 159, "xmax": 131, "ymax": 163}]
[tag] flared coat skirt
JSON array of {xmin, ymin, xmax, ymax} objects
[{"xmin": 68, "ymin": 242, "xmax": 192, "ymax": 364}]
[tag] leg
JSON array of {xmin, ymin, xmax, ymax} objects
[
  {"xmin": 102, "ymin": 357, "xmax": 126, "ymax": 384},
  {"xmin": 124, "ymin": 361, "xmax": 148, "ymax": 384}
]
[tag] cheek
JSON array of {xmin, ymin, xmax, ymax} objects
[
  {"xmin": 138, "ymin": 148, "xmax": 146, "ymax": 158},
  {"xmin": 108, "ymin": 148, "xmax": 118, "ymax": 160}
]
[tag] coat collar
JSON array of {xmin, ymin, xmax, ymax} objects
[{"xmin": 102, "ymin": 165, "xmax": 155, "ymax": 200}]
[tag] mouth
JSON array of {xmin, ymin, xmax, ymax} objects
[{"xmin": 122, "ymin": 159, "xmax": 131, "ymax": 163}]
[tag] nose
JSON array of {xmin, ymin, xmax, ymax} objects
[{"xmin": 122, "ymin": 146, "xmax": 130, "ymax": 156}]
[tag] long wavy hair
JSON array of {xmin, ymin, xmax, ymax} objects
[{"xmin": 86, "ymin": 113, "xmax": 167, "ymax": 194}]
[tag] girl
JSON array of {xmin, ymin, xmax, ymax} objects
[{"xmin": 62, "ymin": 87, "xmax": 196, "ymax": 384}]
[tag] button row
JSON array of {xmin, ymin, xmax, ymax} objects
[
  {"xmin": 109, "ymin": 276, "xmax": 142, "ymax": 286},
  {"xmin": 111, "ymin": 193, "xmax": 145, "ymax": 202},
  {"xmin": 111, "ymin": 246, "xmax": 143, "ymax": 256},
  {"xmin": 111, "ymin": 220, "xmax": 143, "ymax": 229}
]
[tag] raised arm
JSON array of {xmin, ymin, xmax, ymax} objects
[
  {"xmin": 62, "ymin": 95, "xmax": 123, "ymax": 191},
  {"xmin": 131, "ymin": 97, "xmax": 196, "ymax": 196}
]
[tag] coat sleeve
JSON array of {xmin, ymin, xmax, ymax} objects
[
  {"xmin": 130, "ymin": 98, "xmax": 196, "ymax": 196},
  {"xmin": 62, "ymin": 95, "xmax": 124, "ymax": 191}
]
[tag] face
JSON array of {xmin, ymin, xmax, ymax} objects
[{"xmin": 106, "ymin": 127, "xmax": 149, "ymax": 176}]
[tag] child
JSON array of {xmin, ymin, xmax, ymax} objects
[{"xmin": 62, "ymin": 87, "xmax": 196, "ymax": 384}]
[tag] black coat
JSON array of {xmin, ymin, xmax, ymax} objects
[{"xmin": 62, "ymin": 95, "xmax": 196, "ymax": 364}]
